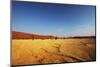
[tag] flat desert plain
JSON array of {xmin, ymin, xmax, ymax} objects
[{"xmin": 12, "ymin": 38, "xmax": 96, "ymax": 66}]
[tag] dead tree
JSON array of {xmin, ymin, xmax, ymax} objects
[
  {"xmin": 55, "ymin": 36, "xmax": 57, "ymax": 40},
  {"xmin": 32, "ymin": 35, "xmax": 34, "ymax": 40}
]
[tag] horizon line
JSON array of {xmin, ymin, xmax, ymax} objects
[{"xmin": 12, "ymin": 31, "xmax": 96, "ymax": 37}]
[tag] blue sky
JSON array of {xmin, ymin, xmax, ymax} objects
[{"xmin": 12, "ymin": 1, "xmax": 96, "ymax": 37}]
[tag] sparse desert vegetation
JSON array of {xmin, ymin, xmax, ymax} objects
[{"xmin": 12, "ymin": 38, "xmax": 96, "ymax": 66}]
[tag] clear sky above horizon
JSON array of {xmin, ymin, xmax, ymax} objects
[{"xmin": 12, "ymin": 1, "xmax": 96, "ymax": 37}]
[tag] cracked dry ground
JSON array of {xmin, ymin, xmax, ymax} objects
[{"xmin": 12, "ymin": 38, "xmax": 96, "ymax": 66}]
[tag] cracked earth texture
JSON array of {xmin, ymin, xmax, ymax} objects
[{"xmin": 12, "ymin": 38, "xmax": 96, "ymax": 66}]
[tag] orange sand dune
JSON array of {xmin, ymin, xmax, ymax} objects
[{"xmin": 12, "ymin": 31, "xmax": 55, "ymax": 39}]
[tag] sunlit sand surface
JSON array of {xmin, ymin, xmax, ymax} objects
[{"xmin": 12, "ymin": 38, "xmax": 96, "ymax": 66}]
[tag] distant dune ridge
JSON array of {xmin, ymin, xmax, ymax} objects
[
  {"xmin": 12, "ymin": 31, "xmax": 55, "ymax": 39},
  {"xmin": 12, "ymin": 31, "xmax": 96, "ymax": 39}
]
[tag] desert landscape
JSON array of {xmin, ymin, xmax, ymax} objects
[
  {"xmin": 12, "ymin": 31, "xmax": 96, "ymax": 66},
  {"xmin": 12, "ymin": 1, "xmax": 96, "ymax": 66}
]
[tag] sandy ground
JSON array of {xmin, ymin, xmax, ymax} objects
[{"xmin": 12, "ymin": 38, "xmax": 96, "ymax": 66}]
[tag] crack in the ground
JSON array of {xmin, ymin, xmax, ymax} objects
[
  {"xmin": 37, "ymin": 57, "xmax": 45, "ymax": 63},
  {"xmin": 40, "ymin": 47, "xmax": 84, "ymax": 62},
  {"xmin": 80, "ymin": 41, "xmax": 87, "ymax": 46},
  {"xmin": 51, "ymin": 43, "xmax": 61, "ymax": 53},
  {"xmin": 80, "ymin": 41, "xmax": 96, "ymax": 60}
]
